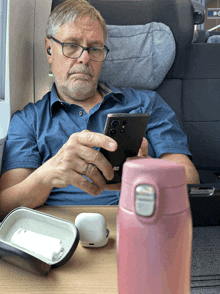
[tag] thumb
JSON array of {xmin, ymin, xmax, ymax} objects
[{"xmin": 137, "ymin": 138, "xmax": 148, "ymax": 157}]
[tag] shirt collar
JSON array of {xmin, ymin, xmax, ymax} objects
[
  {"xmin": 50, "ymin": 84, "xmax": 66, "ymax": 116},
  {"xmin": 98, "ymin": 80, "xmax": 126, "ymax": 105},
  {"xmin": 50, "ymin": 81, "xmax": 126, "ymax": 116}
]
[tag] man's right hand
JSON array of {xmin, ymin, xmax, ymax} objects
[
  {"xmin": 36, "ymin": 130, "xmax": 118, "ymax": 196},
  {"xmin": 0, "ymin": 130, "xmax": 117, "ymax": 216}
]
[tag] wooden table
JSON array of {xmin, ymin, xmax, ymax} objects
[{"xmin": 0, "ymin": 206, "xmax": 118, "ymax": 294}]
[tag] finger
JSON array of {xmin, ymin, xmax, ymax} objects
[
  {"xmin": 126, "ymin": 156, "xmax": 144, "ymax": 161},
  {"xmin": 53, "ymin": 168, "xmax": 105, "ymax": 196},
  {"xmin": 63, "ymin": 154, "xmax": 112, "ymax": 185},
  {"xmin": 85, "ymin": 163, "xmax": 107, "ymax": 190},
  {"xmin": 76, "ymin": 176, "xmax": 104, "ymax": 196},
  {"xmin": 105, "ymin": 183, "xmax": 121, "ymax": 191},
  {"xmin": 137, "ymin": 137, "xmax": 148, "ymax": 157},
  {"xmin": 72, "ymin": 171, "xmax": 106, "ymax": 196},
  {"xmin": 71, "ymin": 130, "xmax": 118, "ymax": 152},
  {"xmin": 72, "ymin": 145, "xmax": 115, "ymax": 181}
]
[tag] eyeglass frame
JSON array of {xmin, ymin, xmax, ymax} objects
[{"xmin": 48, "ymin": 36, "xmax": 110, "ymax": 62}]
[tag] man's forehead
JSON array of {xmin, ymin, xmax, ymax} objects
[{"xmin": 55, "ymin": 16, "xmax": 104, "ymax": 41}]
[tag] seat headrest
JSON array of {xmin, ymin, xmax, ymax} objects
[
  {"xmin": 207, "ymin": 35, "xmax": 220, "ymax": 43},
  {"xmin": 100, "ymin": 22, "xmax": 176, "ymax": 90}
]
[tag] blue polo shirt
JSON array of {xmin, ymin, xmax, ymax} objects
[{"xmin": 1, "ymin": 81, "xmax": 191, "ymax": 205}]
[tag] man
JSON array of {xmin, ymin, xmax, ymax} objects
[{"xmin": 0, "ymin": 0, "xmax": 199, "ymax": 216}]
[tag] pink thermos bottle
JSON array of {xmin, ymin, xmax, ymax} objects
[{"xmin": 117, "ymin": 158, "xmax": 192, "ymax": 294}]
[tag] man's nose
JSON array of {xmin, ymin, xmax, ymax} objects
[{"xmin": 77, "ymin": 48, "xmax": 91, "ymax": 64}]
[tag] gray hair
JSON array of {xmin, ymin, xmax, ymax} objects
[{"xmin": 46, "ymin": 0, "xmax": 108, "ymax": 42}]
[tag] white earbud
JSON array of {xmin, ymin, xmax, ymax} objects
[{"xmin": 75, "ymin": 213, "xmax": 109, "ymax": 248}]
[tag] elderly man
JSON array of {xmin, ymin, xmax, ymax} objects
[{"xmin": 0, "ymin": 0, "xmax": 199, "ymax": 216}]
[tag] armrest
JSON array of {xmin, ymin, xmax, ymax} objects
[
  {"xmin": 188, "ymin": 184, "xmax": 220, "ymax": 226},
  {"xmin": 188, "ymin": 183, "xmax": 220, "ymax": 197}
]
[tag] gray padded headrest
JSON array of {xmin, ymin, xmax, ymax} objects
[
  {"xmin": 207, "ymin": 35, "xmax": 220, "ymax": 43},
  {"xmin": 100, "ymin": 23, "xmax": 176, "ymax": 90}
]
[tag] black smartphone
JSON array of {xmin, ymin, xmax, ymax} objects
[{"xmin": 100, "ymin": 113, "xmax": 150, "ymax": 184}]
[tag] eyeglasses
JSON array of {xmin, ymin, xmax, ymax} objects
[{"xmin": 48, "ymin": 36, "xmax": 109, "ymax": 62}]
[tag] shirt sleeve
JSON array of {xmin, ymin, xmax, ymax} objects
[
  {"xmin": 146, "ymin": 92, "xmax": 192, "ymax": 158},
  {"xmin": 1, "ymin": 110, "xmax": 42, "ymax": 175}
]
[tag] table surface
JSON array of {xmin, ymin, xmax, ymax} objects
[
  {"xmin": 0, "ymin": 206, "xmax": 118, "ymax": 294},
  {"xmin": 1, "ymin": 205, "xmax": 220, "ymax": 294}
]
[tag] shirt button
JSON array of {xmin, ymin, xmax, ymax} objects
[{"xmin": 79, "ymin": 111, "xmax": 83, "ymax": 116}]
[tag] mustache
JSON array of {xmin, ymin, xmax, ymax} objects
[{"xmin": 67, "ymin": 66, "xmax": 94, "ymax": 78}]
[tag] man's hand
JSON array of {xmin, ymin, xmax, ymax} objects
[
  {"xmin": 105, "ymin": 137, "xmax": 149, "ymax": 191},
  {"xmin": 137, "ymin": 137, "xmax": 149, "ymax": 158},
  {"xmin": 36, "ymin": 130, "xmax": 117, "ymax": 196},
  {"xmin": 0, "ymin": 130, "xmax": 118, "ymax": 215}
]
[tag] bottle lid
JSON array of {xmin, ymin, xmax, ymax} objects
[
  {"xmin": 122, "ymin": 158, "xmax": 186, "ymax": 189},
  {"xmin": 120, "ymin": 158, "xmax": 189, "ymax": 218}
]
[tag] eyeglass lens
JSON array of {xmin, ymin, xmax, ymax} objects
[{"xmin": 63, "ymin": 44, "xmax": 107, "ymax": 61}]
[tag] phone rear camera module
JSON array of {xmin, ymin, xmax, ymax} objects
[
  {"xmin": 109, "ymin": 129, "xmax": 117, "ymax": 136},
  {"xmin": 111, "ymin": 120, "xmax": 119, "ymax": 128}
]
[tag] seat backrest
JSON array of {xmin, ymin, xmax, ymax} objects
[{"xmin": 183, "ymin": 42, "xmax": 220, "ymax": 183}]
